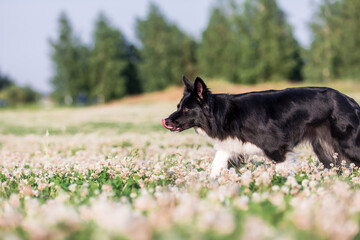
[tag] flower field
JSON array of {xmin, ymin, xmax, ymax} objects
[{"xmin": 1, "ymin": 100, "xmax": 360, "ymax": 239}]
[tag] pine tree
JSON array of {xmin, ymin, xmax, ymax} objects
[
  {"xmin": 260, "ymin": 0, "xmax": 301, "ymax": 80},
  {"xmin": 305, "ymin": 0, "xmax": 342, "ymax": 81},
  {"xmin": 335, "ymin": 0, "xmax": 360, "ymax": 79},
  {"xmin": 306, "ymin": 0, "xmax": 360, "ymax": 81},
  {"xmin": 49, "ymin": 13, "xmax": 90, "ymax": 104},
  {"xmin": 198, "ymin": 7, "xmax": 238, "ymax": 81},
  {"xmin": 199, "ymin": 0, "xmax": 303, "ymax": 84},
  {"xmin": 236, "ymin": 0, "xmax": 303, "ymax": 83},
  {"xmin": 89, "ymin": 14, "xmax": 141, "ymax": 102},
  {"xmin": 136, "ymin": 4, "xmax": 197, "ymax": 92},
  {"xmin": 0, "ymin": 70, "xmax": 14, "ymax": 90}
]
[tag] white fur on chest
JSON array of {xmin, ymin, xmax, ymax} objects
[
  {"xmin": 195, "ymin": 127, "xmax": 264, "ymax": 178},
  {"xmin": 195, "ymin": 127, "xmax": 263, "ymax": 156}
]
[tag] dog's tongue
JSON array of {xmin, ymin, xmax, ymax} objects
[{"xmin": 162, "ymin": 119, "xmax": 173, "ymax": 130}]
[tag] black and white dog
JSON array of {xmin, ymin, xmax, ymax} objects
[{"xmin": 162, "ymin": 76, "xmax": 360, "ymax": 178}]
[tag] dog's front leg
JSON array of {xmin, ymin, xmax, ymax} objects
[{"xmin": 210, "ymin": 150, "xmax": 230, "ymax": 179}]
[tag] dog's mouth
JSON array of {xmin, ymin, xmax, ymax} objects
[{"xmin": 162, "ymin": 119, "xmax": 182, "ymax": 132}]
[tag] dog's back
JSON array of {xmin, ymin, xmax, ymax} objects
[{"xmin": 215, "ymin": 87, "xmax": 360, "ymax": 167}]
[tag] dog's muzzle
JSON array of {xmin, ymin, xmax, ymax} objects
[{"xmin": 162, "ymin": 118, "xmax": 181, "ymax": 132}]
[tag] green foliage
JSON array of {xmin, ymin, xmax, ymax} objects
[
  {"xmin": 198, "ymin": 7, "xmax": 239, "ymax": 82},
  {"xmin": 0, "ymin": 70, "xmax": 14, "ymax": 90},
  {"xmin": 0, "ymin": 85, "xmax": 39, "ymax": 105},
  {"xmin": 48, "ymin": 1, "xmax": 360, "ymax": 98},
  {"xmin": 0, "ymin": 119, "xmax": 165, "ymax": 136},
  {"xmin": 50, "ymin": 12, "xmax": 91, "ymax": 104},
  {"xmin": 50, "ymin": 13, "xmax": 141, "ymax": 104},
  {"xmin": 89, "ymin": 14, "xmax": 141, "ymax": 102},
  {"xmin": 198, "ymin": 0, "xmax": 303, "ymax": 84},
  {"xmin": 136, "ymin": 4, "xmax": 197, "ymax": 92},
  {"xmin": 0, "ymin": 70, "xmax": 39, "ymax": 105},
  {"xmin": 306, "ymin": 0, "xmax": 360, "ymax": 81},
  {"xmin": 49, "ymin": 2, "xmax": 306, "ymax": 97}
]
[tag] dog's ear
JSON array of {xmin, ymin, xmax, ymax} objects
[
  {"xmin": 182, "ymin": 75, "xmax": 193, "ymax": 93},
  {"xmin": 194, "ymin": 77, "xmax": 208, "ymax": 102}
]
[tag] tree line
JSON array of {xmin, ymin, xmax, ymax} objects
[
  {"xmin": 0, "ymin": 70, "xmax": 39, "ymax": 106},
  {"xmin": 50, "ymin": 0, "xmax": 360, "ymax": 104}
]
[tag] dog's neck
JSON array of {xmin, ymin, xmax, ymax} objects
[{"xmin": 197, "ymin": 94, "xmax": 243, "ymax": 141}]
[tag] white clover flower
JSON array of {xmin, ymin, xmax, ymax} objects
[
  {"xmin": 241, "ymin": 170, "xmax": 253, "ymax": 186},
  {"xmin": 258, "ymin": 171, "xmax": 271, "ymax": 186},
  {"xmin": 233, "ymin": 196, "xmax": 249, "ymax": 210},
  {"xmin": 37, "ymin": 183, "xmax": 46, "ymax": 191},
  {"xmin": 271, "ymin": 185, "xmax": 280, "ymax": 192},
  {"xmin": 101, "ymin": 184, "xmax": 112, "ymax": 192},
  {"xmin": 9, "ymin": 194, "xmax": 20, "ymax": 209},
  {"xmin": 285, "ymin": 176, "xmax": 298, "ymax": 188},
  {"xmin": 213, "ymin": 211, "xmax": 235, "ymax": 234},
  {"xmin": 32, "ymin": 190, "xmax": 39, "ymax": 197},
  {"xmin": 301, "ymin": 179, "xmax": 309, "ymax": 188},
  {"xmin": 242, "ymin": 216, "xmax": 272, "ymax": 240},
  {"xmin": 309, "ymin": 180, "xmax": 318, "ymax": 189},
  {"xmin": 2, "ymin": 126, "xmax": 360, "ymax": 238},
  {"xmin": 134, "ymin": 195, "xmax": 156, "ymax": 212},
  {"xmin": 269, "ymin": 193, "xmax": 284, "ymax": 208},
  {"xmin": 68, "ymin": 184, "xmax": 77, "ymax": 192},
  {"xmin": 281, "ymin": 186, "xmax": 289, "ymax": 195},
  {"xmin": 252, "ymin": 192, "xmax": 262, "ymax": 203}
]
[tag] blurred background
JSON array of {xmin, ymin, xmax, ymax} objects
[{"xmin": 0, "ymin": 0, "xmax": 359, "ymax": 106}]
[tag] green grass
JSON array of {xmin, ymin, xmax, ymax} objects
[{"xmin": 0, "ymin": 120, "xmax": 166, "ymax": 136}]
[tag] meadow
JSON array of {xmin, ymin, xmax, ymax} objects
[{"xmin": 1, "ymin": 81, "xmax": 360, "ymax": 239}]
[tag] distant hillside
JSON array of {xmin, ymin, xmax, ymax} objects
[{"xmin": 110, "ymin": 80, "xmax": 360, "ymax": 105}]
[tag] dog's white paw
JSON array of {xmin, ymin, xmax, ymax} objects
[
  {"xmin": 210, "ymin": 169, "xmax": 221, "ymax": 180},
  {"xmin": 210, "ymin": 150, "xmax": 229, "ymax": 179}
]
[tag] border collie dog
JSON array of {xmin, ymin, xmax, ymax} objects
[{"xmin": 162, "ymin": 76, "xmax": 360, "ymax": 178}]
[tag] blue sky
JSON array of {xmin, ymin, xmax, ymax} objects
[{"xmin": 0, "ymin": 0, "xmax": 320, "ymax": 93}]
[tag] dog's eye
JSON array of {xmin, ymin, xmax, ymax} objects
[{"xmin": 182, "ymin": 107, "xmax": 189, "ymax": 112}]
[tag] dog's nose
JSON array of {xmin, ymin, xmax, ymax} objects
[
  {"xmin": 162, "ymin": 118, "xmax": 169, "ymax": 127},
  {"xmin": 162, "ymin": 118, "xmax": 173, "ymax": 130},
  {"xmin": 164, "ymin": 117, "xmax": 172, "ymax": 124}
]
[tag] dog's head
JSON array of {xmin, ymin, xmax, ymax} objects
[{"xmin": 162, "ymin": 76, "xmax": 211, "ymax": 132}]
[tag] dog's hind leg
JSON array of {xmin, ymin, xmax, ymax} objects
[
  {"xmin": 311, "ymin": 138, "xmax": 335, "ymax": 168},
  {"xmin": 339, "ymin": 124, "xmax": 360, "ymax": 166},
  {"xmin": 337, "ymin": 139, "xmax": 360, "ymax": 166},
  {"xmin": 329, "ymin": 115, "xmax": 360, "ymax": 166}
]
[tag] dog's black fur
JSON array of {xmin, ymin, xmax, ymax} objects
[{"xmin": 163, "ymin": 76, "xmax": 360, "ymax": 168}]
